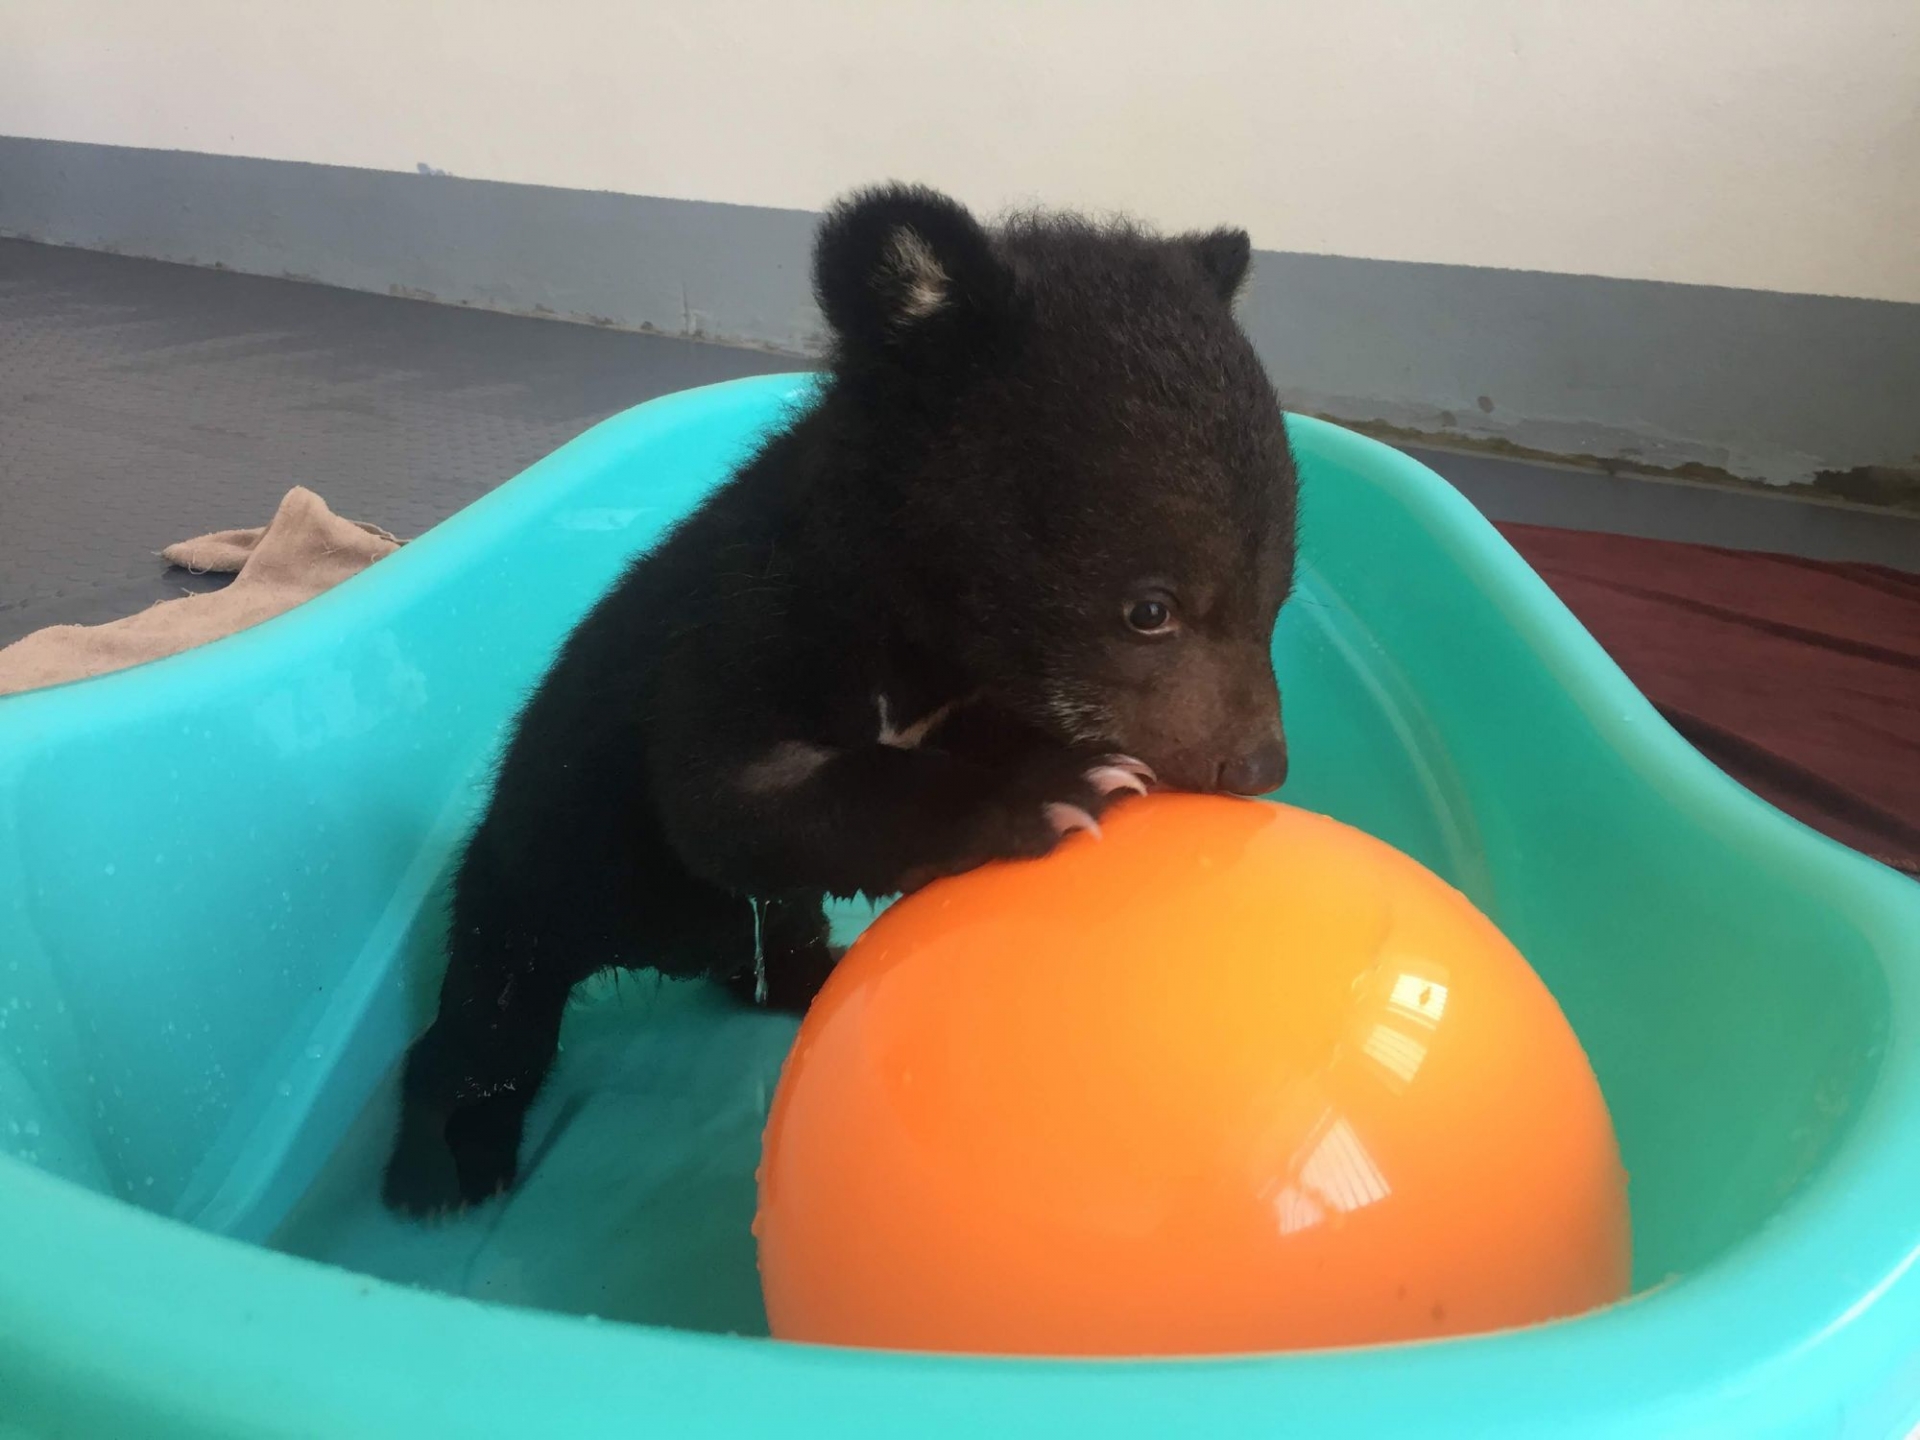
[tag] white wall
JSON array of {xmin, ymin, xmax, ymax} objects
[{"xmin": 3, "ymin": 0, "xmax": 1917, "ymax": 304}]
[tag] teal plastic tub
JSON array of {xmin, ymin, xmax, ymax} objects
[{"xmin": 1, "ymin": 375, "xmax": 1915, "ymax": 1437}]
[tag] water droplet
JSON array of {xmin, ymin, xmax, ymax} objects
[
  {"xmin": 103, "ymin": 863, "xmax": 116, "ymax": 876},
  {"xmin": 303, "ymin": 1044, "xmax": 324, "ymax": 1060},
  {"xmin": 750, "ymin": 897, "xmax": 768, "ymax": 1004}
]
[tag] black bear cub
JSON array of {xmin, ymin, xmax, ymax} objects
[{"xmin": 384, "ymin": 183, "xmax": 1299, "ymax": 1213}]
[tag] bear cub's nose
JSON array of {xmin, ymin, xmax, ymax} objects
[{"xmin": 1215, "ymin": 738, "xmax": 1288, "ymax": 796}]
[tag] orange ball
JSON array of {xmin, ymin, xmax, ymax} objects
[{"xmin": 756, "ymin": 794, "xmax": 1631, "ymax": 1356}]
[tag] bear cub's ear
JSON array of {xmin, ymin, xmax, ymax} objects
[
  {"xmin": 1184, "ymin": 227, "xmax": 1253, "ymax": 303},
  {"xmin": 814, "ymin": 183, "xmax": 1014, "ymax": 353}
]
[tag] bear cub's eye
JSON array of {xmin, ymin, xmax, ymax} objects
[{"xmin": 1125, "ymin": 598, "xmax": 1178, "ymax": 635}]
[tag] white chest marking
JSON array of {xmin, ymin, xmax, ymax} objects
[{"xmin": 876, "ymin": 693, "xmax": 952, "ymax": 750}]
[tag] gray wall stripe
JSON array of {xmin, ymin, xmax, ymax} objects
[{"xmin": 3, "ymin": 137, "xmax": 1914, "ymax": 504}]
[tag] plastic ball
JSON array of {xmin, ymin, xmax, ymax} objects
[{"xmin": 756, "ymin": 794, "xmax": 1630, "ymax": 1355}]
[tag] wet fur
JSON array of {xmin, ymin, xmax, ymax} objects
[{"xmin": 384, "ymin": 184, "xmax": 1298, "ymax": 1212}]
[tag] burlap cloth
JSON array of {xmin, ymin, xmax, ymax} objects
[{"xmin": 0, "ymin": 487, "xmax": 399, "ymax": 696}]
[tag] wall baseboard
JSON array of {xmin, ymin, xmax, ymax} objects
[{"xmin": 4, "ymin": 136, "xmax": 1915, "ymax": 506}]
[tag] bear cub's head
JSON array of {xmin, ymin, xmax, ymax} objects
[{"xmin": 815, "ymin": 184, "xmax": 1296, "ymax": 796}]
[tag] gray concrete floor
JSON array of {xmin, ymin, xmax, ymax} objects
[
  {"xmin": 2, "ymin": 238, "xmax": 1914, "ymax": 648},
  {"xmin": 0, "ymin": 240, "xmax": 792, "ymax": 644}
]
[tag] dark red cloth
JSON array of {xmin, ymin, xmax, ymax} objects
[{"xmin": 1497, "ymin": 524, "xmax": 1920, "ymax": 878}]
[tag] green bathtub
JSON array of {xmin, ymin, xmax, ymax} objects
[{"xmin": 0, "ymin": 375, "xmax": 1914, "ymax": 1437}]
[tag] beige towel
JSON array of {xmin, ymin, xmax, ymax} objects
[{"xmin": 0, "ymin": 487, "xmax": 401, "ymax": 697}]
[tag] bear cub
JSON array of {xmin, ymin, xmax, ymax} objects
[{"xmin": 384, "ymin": 182, "xmax": 1299, "ymax": 1214}]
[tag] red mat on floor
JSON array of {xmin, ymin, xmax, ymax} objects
[{"xmin": 1500, "ymin": 524, "xmax": 1920, "ymax": 878}]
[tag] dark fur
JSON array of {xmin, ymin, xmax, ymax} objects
[{"xmin": 384, "ymin": 184, "xmax": 1298, "ymax": 1212}]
